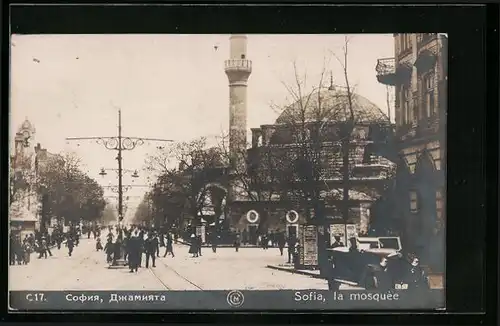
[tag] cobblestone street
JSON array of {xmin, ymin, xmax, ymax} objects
[{"xmin": 9, "ymin": 239, "xmax": 328, "ymax": 291}]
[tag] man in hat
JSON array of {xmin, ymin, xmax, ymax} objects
[
  {"xmin": 331, "ymin": 235, "xmax": 344, "ymax": 248},
  {"xmin": 286, "ymin": 235, "xmax": 297, "ymax": 264},
  {"xmin": 128, "ymin": 230, "xmax": 141, "ymax": 273},
  {"xmin": 163, "ymin": 233, "xmax": 175, "ymax": 258},
  {"xmin": 369, "ymin": 256, "xmax": 393, "ymax": 291},
  {"xmin": 407, "ymin": 257, "xmax": 430, "ymax": 290},
  {"xmin": 144, "ymin": 232, "xmax": 158, "ymax": 268},
  {"xmin": 66, "ymin": 234, "xmax": 75, "ymax": 257}
]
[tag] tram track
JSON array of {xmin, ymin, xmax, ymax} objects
[{"xmin": 148, "ymin": 256, "xmax": 204, "ymax": 291}]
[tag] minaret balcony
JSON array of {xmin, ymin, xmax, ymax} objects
[
  {"xmin": 376, "ymin": 57, "xmax": 412, "ymax": 86},
  {"xmin": 225, "ymin": 59, "xmax": 252, "ymax": 74}
]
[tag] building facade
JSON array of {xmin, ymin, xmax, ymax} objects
[
  {"xmin": 375, "ymin": 33, "xmax": 447, "ymax": 271},
  {"xmin": 9, "ymin": 119, "xmax": 39, "ymax": 237}
]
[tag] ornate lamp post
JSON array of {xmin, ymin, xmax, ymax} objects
[{"xmin": 66, "ymin": 109, "xmax": 173, "ymax": 265}]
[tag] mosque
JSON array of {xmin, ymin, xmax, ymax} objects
[{"xmin": 192, "ymin": 35, "xmax": 398, "ymax": 245}]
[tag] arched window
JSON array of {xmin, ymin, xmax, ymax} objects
[
  {"xmin": 422, "ymin": 72, "xmax": 436, "ymax": 118},
  {"xmin": 401, "ymin": 86, "xmax": 411, "ymax": 124}
]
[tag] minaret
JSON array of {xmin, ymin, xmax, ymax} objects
[{"xmin": 224, "ymin": 35, "xmax": 252, "ymax": 172}]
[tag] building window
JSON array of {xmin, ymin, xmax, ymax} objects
[
  {"xmin": 436, "ymin": 189, "xmax": 444, "ymax": 228},
  {"xmin": 401, "ymin": 34, "xmax": 412, "ymax": 53},
  {"xmin": 423, "ymin": 72, "xmax": 436, "ymax": 118},
  {"xmin": 401, "ymin": 86, "xmax": 411, "ymax": 124},
  {"xmin": 410, "ymin": 190, "xmax": 419, "ymax": 213}
]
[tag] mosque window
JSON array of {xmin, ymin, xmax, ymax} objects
[
  {"xmin": 409, "ymin": 190, "xmax": 419, "ymax": 213},
  {"xmin": 241, "ymin": 54, "xmax": 246, "ymax": 59}
]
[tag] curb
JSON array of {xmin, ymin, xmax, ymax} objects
[
  {"xmin": 178, "ymin": 240, "xmax": 292, "ymax": 249},
  {"xmin": 266, "ymin": 265, "xmax": 325, "ymax": 279}
]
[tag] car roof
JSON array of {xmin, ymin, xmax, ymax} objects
[{"xmin": 357, "ymin": 237, "xmax": 379, "ymax": 242}]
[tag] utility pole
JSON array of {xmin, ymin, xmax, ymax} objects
[
  {"xmin": 66, "ymin": 109, "xmax": 172, "ymax": 223},
  {"xmin": 66, "ymin": 108, "xmax": 173, "ymax": 264}
]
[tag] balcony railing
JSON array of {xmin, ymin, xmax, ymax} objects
[
  {"xmin": 224, "ymin": 59, "xmax": 252, "ymax": 72},
  {"xmin": 376, "ymin": 57, "xmax": 396, "ymax": 76},
  {"xmin": 376, "ymin": 58, "xmax": 397, "ymax": 86}
]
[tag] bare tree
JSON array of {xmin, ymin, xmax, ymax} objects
[
  {"xmin": 144, "ymin": 137, "xmax": 225, "ymax": 227},
  {"xmin": 271, "ymin": 52, "xmax": 355, "ymax": 223},
  {"xmin": 331, "ymin": 36, "xmax": 357, "ymax": 225},
  {"xmin": 214, "ymin": 133, "xmax": 292, "ymax": 231}
]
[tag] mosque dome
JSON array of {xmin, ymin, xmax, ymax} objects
[{"xmin": 275, "ymin": 88, "xmax": 390, "ymax": 125}]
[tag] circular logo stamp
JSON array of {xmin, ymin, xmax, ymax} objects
[{"xmin": 226, "ymin": 290, "xmax": 245, "ymax": 307}]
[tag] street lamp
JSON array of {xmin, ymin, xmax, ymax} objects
[{"xmin": 66, "ymin": 108, "xmax": 173, "ymax": 266}]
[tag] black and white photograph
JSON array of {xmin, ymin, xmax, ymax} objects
[{"xmin": 9, "ymin": 33, "xmax": 446, "ymax": 309}]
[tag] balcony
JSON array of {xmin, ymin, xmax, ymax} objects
[
  {"xmin": 376, "ymin": 58, "xmax": 412, "ymax": 86},
  {"xmin": 414, "ymin": 42, "xmax": 438, "ymax": 72},
  {"xmin": 224, "ymin": 59, "xmax": 252, "ymax": 74},
  {"xmin": 375, "ymin": 58, "xmax": 396, "ymax": 86}
]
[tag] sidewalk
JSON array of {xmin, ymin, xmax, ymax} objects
[
  {"xmin": 266, "ymin": 264, "xmax": 445, "ymax": 289},
  {"xmin": 177, "ymin": 238, "xmax": 295, "ymax": 249}
]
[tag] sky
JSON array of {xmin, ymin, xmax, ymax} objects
[{"xmin": 10, "ymin": 34, "xmax": 394, "ymax": 221}]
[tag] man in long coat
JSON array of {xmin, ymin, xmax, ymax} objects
[{"xmin": 128, "ymin": 231, "xmax": 141, "ymax": 273}]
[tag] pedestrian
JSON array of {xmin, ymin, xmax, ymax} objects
[
  {"xmin": 287, "ymin": 235, "xmax": 297, "ymax": 263},
  {"xmin": 9, "ymin": 235, "xmax": 17, "ymax": 265},
  {"xmin": 96, "ymin": 237, "xmax": 103, "ymax": 251},
  {"xmin": 188, "ymin": 234, "xmax": 197, "ymax": 258},
  {"xmin": 370, "ymin": 256, "xmax": 393, "ymax": 291},
  {"xmin": 211, "ymin": 233, "xmax": 218, "ymax": 253},
  {"xmin": 23, "ymin": 240, "xmax": 33, "ymax": 264},
  {"xmin": 138, "ymin": 229, "xmax": 145, "ymax": 267},
  {"xmin": 145, "ymin": 233, "xmax": 157, "ymax": 268},
  {"xmin": 197, "ymin": 235, "xmax": 203, "ymax": 257},
  {"xmin": 16, "ymin": 238, "xmax": 25, "ymax": 265},
  {"xmin": 234, "ymin": 234, "xmax": 241, "ymax": 252},
  {"xmin": 164, "ymin": 233, "xmax": 175, "ymax": 257},
  {"xmin": 44, "ymin": 237, "xmax": 53, "ymax": 257},
  {"xmin": 277, "ymin": 233, "xmax": 285, "ymax": 256},
  {"xmin": 56, "ymin": 232, "xmax": 63, "ymax": 250},
  {"xmin": 326, "ymin": 255, "xmax": 340, "ymax": 290},
  {"xmin": 406, "ymin": 257, "xmax": 430, "ymax": 291},
  {"xmin": 38, "ymin": 238, "xmax": 49, "ymax": 259},
  {"xmin": 104, "ymin": 238, "xmax": 114, "ymax": 263},
  {"xmin": 128, "ymin": 230, "xmax": 141, "ymax": 273},
  {"xmin": 123, "ymin": 234, "xmax": 130, "ymax": 262},
  {"xmin": 66, "ymin": 236, "xmax": 75, "ymax": 257},
  {"xmin": 112, "ymin": 238, "xmax": 122, "ymax": 265},
  {"xmin": 155, "ymin": 232, "xmax": 160, "ymax": 258}
]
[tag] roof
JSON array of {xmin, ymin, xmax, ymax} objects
[{"xmin": 275, "ymin": 88, "xmax": 390, "ymax": 125}]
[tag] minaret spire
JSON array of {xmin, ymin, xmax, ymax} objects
[{"xmin": 224, "ymin": 35, "xmax": 252, "ymax": 171}]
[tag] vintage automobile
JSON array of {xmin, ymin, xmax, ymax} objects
[{"xmin": 326, "ymin": 236, "xmax": 412, "ymax": 289}]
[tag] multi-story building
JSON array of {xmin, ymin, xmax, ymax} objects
[{"xmin": 375, "ymin": 33, "xmax": 447, "ymax": 271}]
